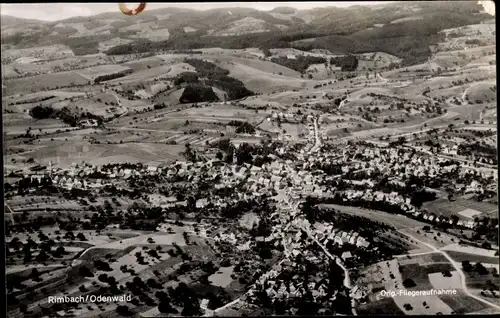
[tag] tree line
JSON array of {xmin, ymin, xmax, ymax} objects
[
  {"xmin": 176, "ymin": 59, "xmax": 254, "ymax": 102},
  {"xmin": 29, "ymin": 105, "xmax": 103, "ymax": 127}
]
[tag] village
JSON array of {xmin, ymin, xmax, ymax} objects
[{"xmin": 5, "ymin": 112, "xmax": 499, "ymax": 317}]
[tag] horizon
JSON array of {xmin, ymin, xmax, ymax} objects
[{"xmin": 0, "ymin": 2, "xmax": 387, "ymax": 22}]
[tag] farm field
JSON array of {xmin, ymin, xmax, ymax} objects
[
  {"xmin": 4, "ymin": 71, "xmax": 91, "ymax": 95},
  {"xmin": 441, "ymin": 244, "xmax": 498, "ymax": 258},
  {"xmin": 445, "ymin": 251, "xmax": 499, "ymax": 265},
  {"xmin": 423, "ymin": 198, "xmax": 498, "ymax": 220},
  {"xmin": 397, "ymin": 253, "xmax": 449, "ymax": 266},
  {"xmin": 399, "ymin": 263, "xmax": 456, "ymax": 290},
  {"xmin": 428, "ymin": 270, "xmax": 462, "ymax": 290},
  {"xmin": 439, "ymin": 290, "xmax": 490, "ymax": 314},
  {"xmin": 319, "ymin": 204, "xmax": 428, "ymax": 229},
  {"xmin": 77, "ymin": 64, "xmax": 132, "ymax": 81},
  {"xmin": 106, "ymin": 65, "xmax": 173, "ymax": 84},
  {"xmin": 216, "ymin": 62, "xmax": 311, "ymax": 94},
  {"xmin": 17, "ymin": 141, "xmax": 185, "ymax": 168},
  {"xmin": 357, "ymin": 297, "xmax": 405, "ymax": 315},
  {"xmin": 400, "ymin": 227, "xmax": 457, "ymax": 249}
]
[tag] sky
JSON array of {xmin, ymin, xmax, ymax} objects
[{"xmin": 0, "ymin": 2, "xmax": 387, "ymax": 21}]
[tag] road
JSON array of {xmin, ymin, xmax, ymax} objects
[
  {"xmin": 338, "ymin": 99, "xmax": 347, "ymax": 109},
  {"xmin": 208, "ymin": 298, "xmax": 241, "ymax": 316},
  {"xmin": 313, "ymin": 117, "xmax": 321, "ymax": 147},
  {"xmin": 103, "ymin": 89, "xmax": 129, "ymax": 123},
  {"xmin": 209, "ymin": 249, "xmax": 290, "ymax": 316},
  {"xmin": 377, "ymin": 73, "xmax": 388, "ymax": 83},
  {"xmin": 303, "ymin": 228, "xmax": 352, "ymax": 287},
  {"xmin": 115, "ymin": 127, "xmax": 182, "ymax": 134},
  {"xmin": 296, "ymin": 224, "xmax": 357, "ymax": 315},
  {"xmin": 398, "ymin": 230, "xmax": 500, "ymax": 311}
]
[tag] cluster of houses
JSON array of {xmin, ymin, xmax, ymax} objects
[
  {"xmin": 414, "ymin": 210, "xmax": 477, "ymax": 229},
  {"xmin": 248, "ymin": 251, "xmax": 334, "ymax": 307},
  {"xmin": 313, "ymin": 223, "xmax": 370, "ymax": 249}
]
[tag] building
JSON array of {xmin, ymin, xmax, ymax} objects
[{"xmin": 341, "ymin": 251, "xmax": 353, "ymax": 261}]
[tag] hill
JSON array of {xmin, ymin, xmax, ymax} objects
[{"xmin": 1, "ymin": 2, "xmax": 490, "ymax": 66}]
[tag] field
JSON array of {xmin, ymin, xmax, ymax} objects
[
  {"xmin": 211, "ymin": 60, "xmax": 311, "ymax": 94},
  {"xmin": 99, "ymin": 233, "xmax": 187, "ymax": 250},
  {"xmin": 439, "ymin": 291, "xmax": 490, "ymax": 314},
  {"xmin": 399, "ymin": 263, "xmax": 456, "ymax": 290},
  {"xmin": 4, "ymin": 56, "xmax": 108, "ymax": 78},
  {"xmin": 106, "ymin": 65, "xmax": 173, "ymax": 84},
  {"xmin": 2, "ymin": 44, "xmax": 74, "ymax": 63},
  {"xmin": 77, "ymin": 64, "xmax": 132, "ymax": 81},
  {"xmin": 441, "ymin": 244, "xmax": 498, "ymax": 258},
  {"xmin": 428, "ymin": 270, "xmax": 462, "ymax": 290},
  {"xmin": 400, "ymin": 227, "xmax": 457, "ymax": 249},
  {"xmin": 319, "ymin": 204, "xmax": 427, "ymax": 229},
  {"xmin": 445, "ymin": 251, "xmax": 499, "ymax": 265},
  {"xmin": 397, "ymin": 253, "xmax": 448, "ymax": 266},
  {"xmin": 209, "ymin": 266, "xmax": 235, "ymax": 288},
  {"xmin": 18, "ymin": 141, "xmax": 185, "ymax": 168},
  {"xmin": 8, "ymin": 90, "xmax": 87, "ymax": 106},
  {"xmin": 357, "ymin": 297, "xmax": 405, "ymax": 315},
  {"xmin": 4, "ymin": 72, "xmax": 90, "ymax": 96},
  {"xmin": 423, "ymin": 198, "xmax": 498, "ymax": 220}
]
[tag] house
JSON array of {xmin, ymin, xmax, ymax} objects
[
  {"xmin": 334, "ymin": 235, "xmax": 345, "ymax": 246},
  {"xmin": 147, "ymin": 166, "xmax": 158, "ymax": 174},
  {"xmin": 349, "ymin": 235, "xmax": 357, "ymax": 245},
  {"xmin": 196, "ymin": 198, "xmax": 208, "ymax": 208},
  {"xmin": 356, "ymin": 237, "xmax": 370, "ymax": 248},
  {"xmin": 341, "ymin": 251, "xmax": 353, "ymax": 260}
]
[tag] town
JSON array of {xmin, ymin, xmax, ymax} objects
[{"xmin": 3, "ymin": 1, "xmax": 498, "ymax": 317}]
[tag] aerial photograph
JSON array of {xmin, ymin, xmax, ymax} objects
[{"xmin": 2, "ymin": 1, "xmax": 498, "ymax": 317}]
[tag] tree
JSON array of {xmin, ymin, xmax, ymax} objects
[
  {"xmin": 98, "ymin": 274, "xmax": 109, "ymax": 283},
  {"xmin": 36, "ymin": 250, "xmax": 49, "ymax": 262},
  {"xmin": 116, "ymin": 305, "xmax": 133, "ymax": 316},
  {"xmin": 403, "ymin": 278, "xmax": 416, "ymax": 288},
  {"xmin": 179, "ymin": 84, "xmax": 218, "ymax": 103},
  {"xmin": 79, "ymin": 266, "xmax": 94, "ymax": 277},
  {"xmin": 77, "ymin": 232, "xmax": 87, "ymax": 241},
  {"xmin": 181, "ymin": 299, "xmax": 202, "ymax": 316},
  {"xmin": 481, "ymin": 241, "xmax": 492, "ymax": 249},
  {"xmin": 54, "ymin": 245, "xmax": 66, "ymax": 257},
  {"xmin": 30, "ymin": 268, "xmax": 42, "ymax": 282},
  {"xmin": 462, "ymin": 260, "xmax": 472, "ymax": 272},
  {"xmin": 474, "ymin": 262, "xmax": 488, "ymax": 275}
]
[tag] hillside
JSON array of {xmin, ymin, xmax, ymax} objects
[{"xmin": 1, "ymin": 2, "xmax": 490, "ymax": 66}]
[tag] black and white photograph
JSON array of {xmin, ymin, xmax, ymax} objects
[{"xmin": 2, "ymin": 1, "xmax": 498, "ymax": 317}]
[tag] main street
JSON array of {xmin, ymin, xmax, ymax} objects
[{"xmin": 209, "ymin": 114, "xmax": 358, "ymax": 316}]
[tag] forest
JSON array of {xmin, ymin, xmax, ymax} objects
[
  {"xmin": 174, "ymin": 59, "xmax": 254, "ymax": 102},
  {"xmin": 29, "ymin": 105, "xmax": 102, "ymax": 127},
  {"xmin": 102, "ymin": 5, "xmax": 487, "ymax": 67},
  {"xmin": 270, "ymin": 55, "xmax": 327, "ymax": 73}
]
